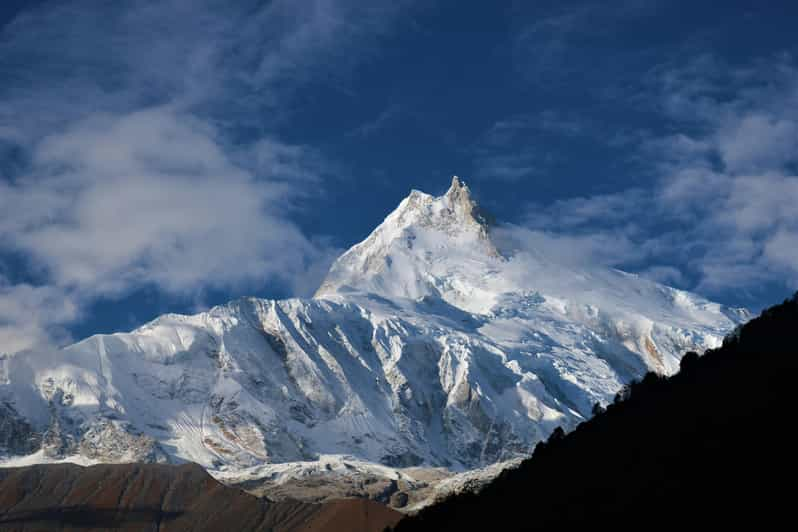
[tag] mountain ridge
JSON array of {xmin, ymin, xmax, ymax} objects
[{"xmin": 0, "ymin": 177, "xmax": 748, "ymax": 508}]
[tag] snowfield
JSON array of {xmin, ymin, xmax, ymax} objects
[{"xmin": 0, "ymin": 177, "xmax": 748, "ymax": 501}]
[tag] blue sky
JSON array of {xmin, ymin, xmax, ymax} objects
[{"xmin": 1, "ymin": 0, "xmax": 797, "ymax": 352}]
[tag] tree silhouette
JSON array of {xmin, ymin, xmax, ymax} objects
[{"xmin": 393, "ymin": 292, "xmax": 798, "ymax": 531}]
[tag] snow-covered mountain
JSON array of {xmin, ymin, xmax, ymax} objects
[{"xmin": 0, "ymin": 177, "xmax": 748, "ymax": 489}]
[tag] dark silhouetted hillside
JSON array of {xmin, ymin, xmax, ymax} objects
[{"xmin": 394, "ymin": 293, "xmax": 798, "ymax": 531}]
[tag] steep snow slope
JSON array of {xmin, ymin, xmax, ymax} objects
[
  {"xmin": 315, "ymin": 176, "xmax": 499, "ymax": 310},
  {"xmin": 0, "ymin": 177, "xmax": 747, "ymax": 492}
]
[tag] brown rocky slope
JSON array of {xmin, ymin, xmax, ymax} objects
[{"xmin": 0, "ymin": 463, "xmax": 401, "ymax": 532}]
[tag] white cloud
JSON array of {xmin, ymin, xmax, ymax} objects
[
  {"xmin": 763, "ymin": 230, "xmax": 798, "ymax": 285},
  {"xmin": 472, "ymin": 113, "xmax": 581, "ymax": 182},
  {"xmin": 639, "ymin": 265, "xmax": 685, "ymax": 286},
  {"xmin": 0, "ymin": 0, "xmax": 411, "ymax": 143},
  {"xmin": 514, "ymin": 56, "xmax": 798, "ymax": 302},
  {"xmin": 493, "ymin": 225, "xmax": 644, "ymax": 270},
  {"xmin": 0, "ymin": 280, "xmax": 77, "ymax": 354},
  {"xmin": 0, "ymin": 0, "xmax": 410, "ymax": 352},
  {"xmin": 717, "ymin": 114, "xmax": 798, "ymax": 173},
  {"xmin": 512, "ymin": 1, "xmax": 662, "ymax": 87},
  {"xmin": 347, "ymin": 104, "xmax": 405, "ymax": 138},
  {"xmin": 1, "ymin": 108, "xmax": 331, "ymax": 298}
]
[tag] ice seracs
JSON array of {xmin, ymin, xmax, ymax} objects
[{"xmin": 0, "ymin": 176, "xmax": 749, "ymax": 503}]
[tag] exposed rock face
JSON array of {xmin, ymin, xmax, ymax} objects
[
  {"xmin": 78, "ymin": 419, "xmax": 169, "ymax": 463},
  {"xmin": 314, "ymin": 176, "xmax": 498, "ymax": 300},
  {"xmin": 0, "ymin": 402, "xmax": 39, "ymax": 456},
  {"xmin": 0, "ymin": 463, "xmax": 402, "ymax": 532},
  {"xmin": 233, "ymin": 457, "xmax": 524, "ymax": 513},
  {"xmin": 440, "ymin": 176, "xmax": 494, "ymax": 239},
  {"xmin": 40, "ymin": 415, "xmax": 76, "ymax": 459},
  {"xmin": 1, "ymin": 395, "xmax": 168, "ymax": 464}
]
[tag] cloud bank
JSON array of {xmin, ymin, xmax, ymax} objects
[
  {"xmin": 0, "ymin": 0, "xmax": 409, "ymax": 353},
  {"xmin": 513, "ymin": 55, "xmax": 798, "ymax": 304}
]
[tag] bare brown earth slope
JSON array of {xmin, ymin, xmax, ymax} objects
[{"xmin": 0, "ymin": 463, "xmax": 402, "ymax": 532}]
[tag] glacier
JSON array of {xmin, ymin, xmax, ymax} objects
[{"xmin": 0, "ymin": 177, "xmax": 748, "ymax": 503}]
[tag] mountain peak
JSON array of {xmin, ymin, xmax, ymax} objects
[
  {"xmin": 400, "ymin": 176, "xmax": 489, "ymax": 234},
  {"xmin": 443, "ymin": 176, "xmax": 476, "ymax": 221},
  {"xmin": 0, "ymin": 176, "xmax": 748, "ymax": 490},
  {"xmin": 445, "ymin": 175, "xmax": 468, "ymax": 199},
  {"xmin": 443, "ymin": 176, "xmax": 491, "ymax": 230},
  {"xmin": 314, "ymin": 177, "xmax": 499, "ymax": 301}
]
